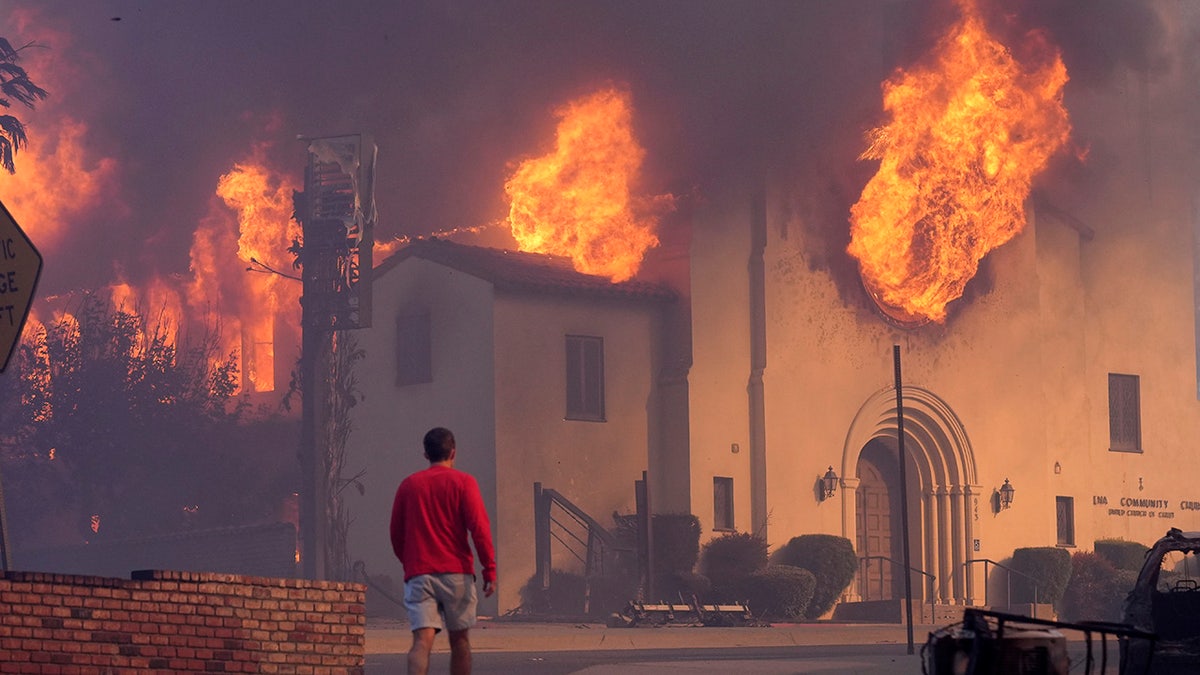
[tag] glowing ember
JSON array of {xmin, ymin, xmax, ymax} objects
[
  {"xmin": 505, "ymin": 87, "xmax": 664, "ymax": 282},
  {"xmin": 847, "ymin": 0, "xmax": 1070, "ymax": 324}
]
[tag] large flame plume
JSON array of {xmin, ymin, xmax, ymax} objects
[
  {"xmin": 505, "ymin": 87, "xmax": 666, "ymax": 282},
  {"xmin": 3, "ymin": 6, "xmax": 300, "ymax": 395},
  {"xmin": 188, "ymin": 151, "xmax": 301, "ymax": 393},
  {"xmin": 0, "ymin": 9, "xmax": 123, "ymax": 253},
  {"xmin": 847, "ymin": 0, "xmax": 1071, "ymax": 324},
  {"xmin": 19, "ymin": 150, "xmax": 300, "ymax": 396}
]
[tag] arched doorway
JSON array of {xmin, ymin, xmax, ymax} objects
[
  {"xmin": 841, "ymin": 386, "xmax": 980, "ymax": 606},
  {"xmin": 856, "ymin": 440, "xmax": 902, "ymax": 600}
]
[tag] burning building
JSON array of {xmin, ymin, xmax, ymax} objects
[
  {"xmin": 2, "ymin": 0, "xmax": 1198, "ymax": 623},
  {"xmin": 339, "ymin": 0, "xmax": 1200, "ymax": 619}
]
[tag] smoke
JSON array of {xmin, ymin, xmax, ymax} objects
[{"xmin": 0, "ymin": 0, "xmax": 1193, "ymax": 299}]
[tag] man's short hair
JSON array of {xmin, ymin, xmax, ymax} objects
[{"xmin": 423, "ymin": 427, "xmax": 456, "ymax": 462}]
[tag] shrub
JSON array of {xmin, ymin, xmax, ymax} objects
[
  {"xmin": 519, "ymin": 570, "xmax": 586, "ymax": 615},
  {"xmin": 653, "ymin": 570, "xmax": 712, "ymax": 603},
  {"xmin": 724, "ymin": 565, "xmax": 816, "ymax": 621},
  {"xmin": 701, "ymin": 532, "xmax": 768, "ymax": 582},
  {"xmin": 653, "ymin": 513, "xmax": 702, "ymax": 575},
  {"xmin": 1010, "ymin": 547, "xmax": 1072, "ymax": 608},
  {"xmin": 1095, "ymin": 539, "xmax": 1150, "ymax": 572},
  {"xmin": 773, "ymin": 534, "xmax": 858, "ymax": 619},
  {"xmin": 701, "ymin": 532, "xmax": 768, "ymax": 602},
  {"xmin": 1060, "ymin": 552, "xmax": 1138, "ymax": 623},
  {"xmin": 587, "ymin": 571, "xmax": 641, "ymax": 616}
]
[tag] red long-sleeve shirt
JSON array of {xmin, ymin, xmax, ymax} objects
[{"xmin": 389, "ymin": 465, "xmax": 497, "ymax": 583}]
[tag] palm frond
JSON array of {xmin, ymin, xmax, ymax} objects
[
  {"xmin": 0, "ymin": 39, "xmax": 17, "ymax": 63},
  {"xmin": 0, "ymin": 114, "xmax": 28, "ymax": 174},
  {"xmin": 0, "ymin": 136, "xmax": 15, "ymax": 174},
  {"xmin": 0, "ymin": 66, "xmax": 48, "ymax": 108}
]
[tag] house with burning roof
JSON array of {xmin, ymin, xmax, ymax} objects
[
  {"xmin": 342, "ymin": 237, "xmax": 676, "ymax": 615},
  {"xmin": 342, "ymin": 4, "xmax": 1200, "ymax": 621}
]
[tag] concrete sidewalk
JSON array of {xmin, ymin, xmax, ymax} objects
[
  {"xmin": 366, "ymin": 616, "xmax": 937, "ymax": 654},
  {"xmin": 367, "ymin": 618, "xmax": 935, "ymax": 674}
]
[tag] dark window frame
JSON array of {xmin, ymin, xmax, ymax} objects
[
  {"xmin": 396, "ymin": 311, "xmax": 433, "ymax": 386},
  {"xmin": 565, "ymin": 335, "xmax": 605, "ymax": 422},
  {"xmin": 1108, "ymin": 373, "xmax": 1142, "ymax": 453},
  {"xmin": 1056, "ymin": 496, "xmax": 1076, "ymax": 547},
  {"xmin": 713, "ymin": 477, "xmax": 734, "ymax": 532}
]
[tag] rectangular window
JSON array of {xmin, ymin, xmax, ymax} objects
[
  {"xmin": 713, "ymin": 477, "xmax": 734, "ymax": 531},
  {"xmin": 566, "ymin": 335, "xmax": 605, "ymax": 421},
  {"xmin": 1108, "ymin": 373, "xmax": 1141, "ymax": 452},
  {"xmin": 1056, "ymin": 496, "xmax": 1075, "ymax": 547},
  {"xmin": 396, "ymin": 312, "xmax": 432, "ymax": 386}
]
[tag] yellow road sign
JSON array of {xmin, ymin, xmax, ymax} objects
[{"xmin": 0, "ymin": 199, "xmax": 42, "ymax": 372}]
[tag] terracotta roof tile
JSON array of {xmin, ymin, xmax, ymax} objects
[{"xmin": 373, "ymin": 238, "xmax": 676, "ymax": 303}]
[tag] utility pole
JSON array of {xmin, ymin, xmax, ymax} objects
[
  {"xmin": 893, "ymin": 345, "xmax": 915, "ymax": 655},
  {"xmin": 293, "ymin": 134, "xmax": 376, "ymax": 580}
]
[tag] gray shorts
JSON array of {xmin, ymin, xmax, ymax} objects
[{"xmin": 404, "ymin": 573, "xmax": 478, "ymax": 632}]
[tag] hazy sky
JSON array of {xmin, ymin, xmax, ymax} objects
[{"xmin": 0, "ymin": 0, "xmax": 1186, "ymax": 297}]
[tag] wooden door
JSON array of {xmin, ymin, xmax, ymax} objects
[{"xmin": 856, "ymin": 457, "xmax": 898, "ymax": 600}]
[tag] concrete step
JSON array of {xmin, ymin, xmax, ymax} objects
[
  {"xmin": 832, "ymin": 599, "xmax": 973, "ymax": 624},
  {"xmin": 832, "ymin": 600, "xmax": 1058, "ymax": 625}
]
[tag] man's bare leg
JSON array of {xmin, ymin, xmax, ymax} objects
[
  {"xmin": 408, "ymin": 627, "xmax": 437, "ymax": 675},
  {"xmin": 448, "ymin": 629, "xmax": 472, "ymax": 675}
]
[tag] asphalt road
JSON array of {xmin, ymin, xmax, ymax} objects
[{"xmin": 364, "ymin": 637, "xmax": 1137, "ymax": 674}]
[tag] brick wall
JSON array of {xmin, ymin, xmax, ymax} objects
[{"xmin": 0, "ymin": 569, "xmax": 365, "ymax": 674}]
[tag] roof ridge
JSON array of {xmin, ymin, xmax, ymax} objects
[{"xmin": 374, "ymin": 237, "xmax": 675, "ymax": 303}]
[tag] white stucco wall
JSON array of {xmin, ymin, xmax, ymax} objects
[
  {"xmin": 1071, "ymin": 70, "xmax": 1200, "ymax": 546},
  {"xmin": 492, "ymin": 292, "xmax": 662, "ymax": 613},
  {"xmin": 343, "ymin": 257, "xmax": 499, "ymax": 616},
  {"xmin": 342, "ymin": 252, "xmax": 668, "ymax": 615},
  {"xmin": 687, "ymin": 195, "xmax": 756, "ymax": 537}
]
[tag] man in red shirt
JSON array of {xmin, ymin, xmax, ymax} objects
[{"xmin": 390, "ymin": 427, "xmax": 497, "ymax": 675}]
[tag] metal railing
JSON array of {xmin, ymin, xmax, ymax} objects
[
  {"xmin": 964, "ymin": 558, "xmax": 1041, "ymax": 618},
  {"xmin": 858, "ymin": 555, "xmax": 937, "ymax": 620},
  {"xmin": 533, "ymin": 482, "xmax": 632, "ymax": 592}
]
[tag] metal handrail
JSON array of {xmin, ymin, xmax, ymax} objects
[
  {"xmin": 542, "ymin": 488, "xmax": 628, "ymax": 552},
  {"xmin": 964, "ymin": 558, "xmax": 1042, "ymax": 617},
  {"xmin": 859, "ymin": 555, "xmax": 937, "ymax": 621},
  {"xmin": 860, "ymin": 555, "xmax": 936, "ymax": 593},
  {"xmin": 534, "ymin": 483, "xmax": 634, "ymax": 590}
]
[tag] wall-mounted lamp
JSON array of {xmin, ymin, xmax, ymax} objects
[
  {"xmin": 998, "ymin": 478, "xmax": 1015, "ymax": 510},
  {"xmin": 1053, "ymin": 461, "xmax": 1061, "ymax": 475},
  {"xmin": 821, "ymin": 466, "xmax": 839, "ymax": 501}
]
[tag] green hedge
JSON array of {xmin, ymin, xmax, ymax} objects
[
  {"xmin": 653, "ymin": 570, "xmax": 712, "ymax": 602},
  {"xmin": 1011, "ymin": 547, "xmax": 1072, "ymax": 607},
  {"xmin": 773, "ymin": 534, "xmax": 858, "ymax": 619},
  {"xmin": 701, "ymin": 532, "xmax": 768, "ymax": 580},
  {"xmin": 1060, "ymin": 552, "xmax": 1137, "ymax": 622},
  {"xmin": 725, "ymin": 565, "xmax": 816, "ymax": 621},
  {"xmin": 653, "ymin": 513, "xmax": 702, "ymax": 575},
  {"xmin": 518, "ymin": 569, "xmax": 641, "ymax": 618},
  {"xmin": 701, "ymin": 532, "xmax": 768, "ymax": 601},
  {"xmin": 1094, "ymin": 539, "xmax": 1149, "ymax": 572},
  {"xmin": 519, "ymin": 570, "xmax": 587, "ymax": 615}
]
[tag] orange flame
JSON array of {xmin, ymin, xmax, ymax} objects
[
  {"xmin": 847, "ymin": 0, "xmax": 1070, "ymax": 323},
  {"xmin": 0, "ymin": 8, "xmax": 124, "ymax": 249},
  {"xmin": 505, "ymin": 87, "xmax": 665, "ymax": 282},
  {"xmin": 187, "ymin": 152, "xmax": 301, "ymax": 393},
  {"xmin": 0, "ymin": 120, "xmax": 122, "ymax": 251}
]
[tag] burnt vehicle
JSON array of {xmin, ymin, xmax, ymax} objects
[{"xmin": 1121, "ymin": 528, "xmax": 1200, "ymax": 673}]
